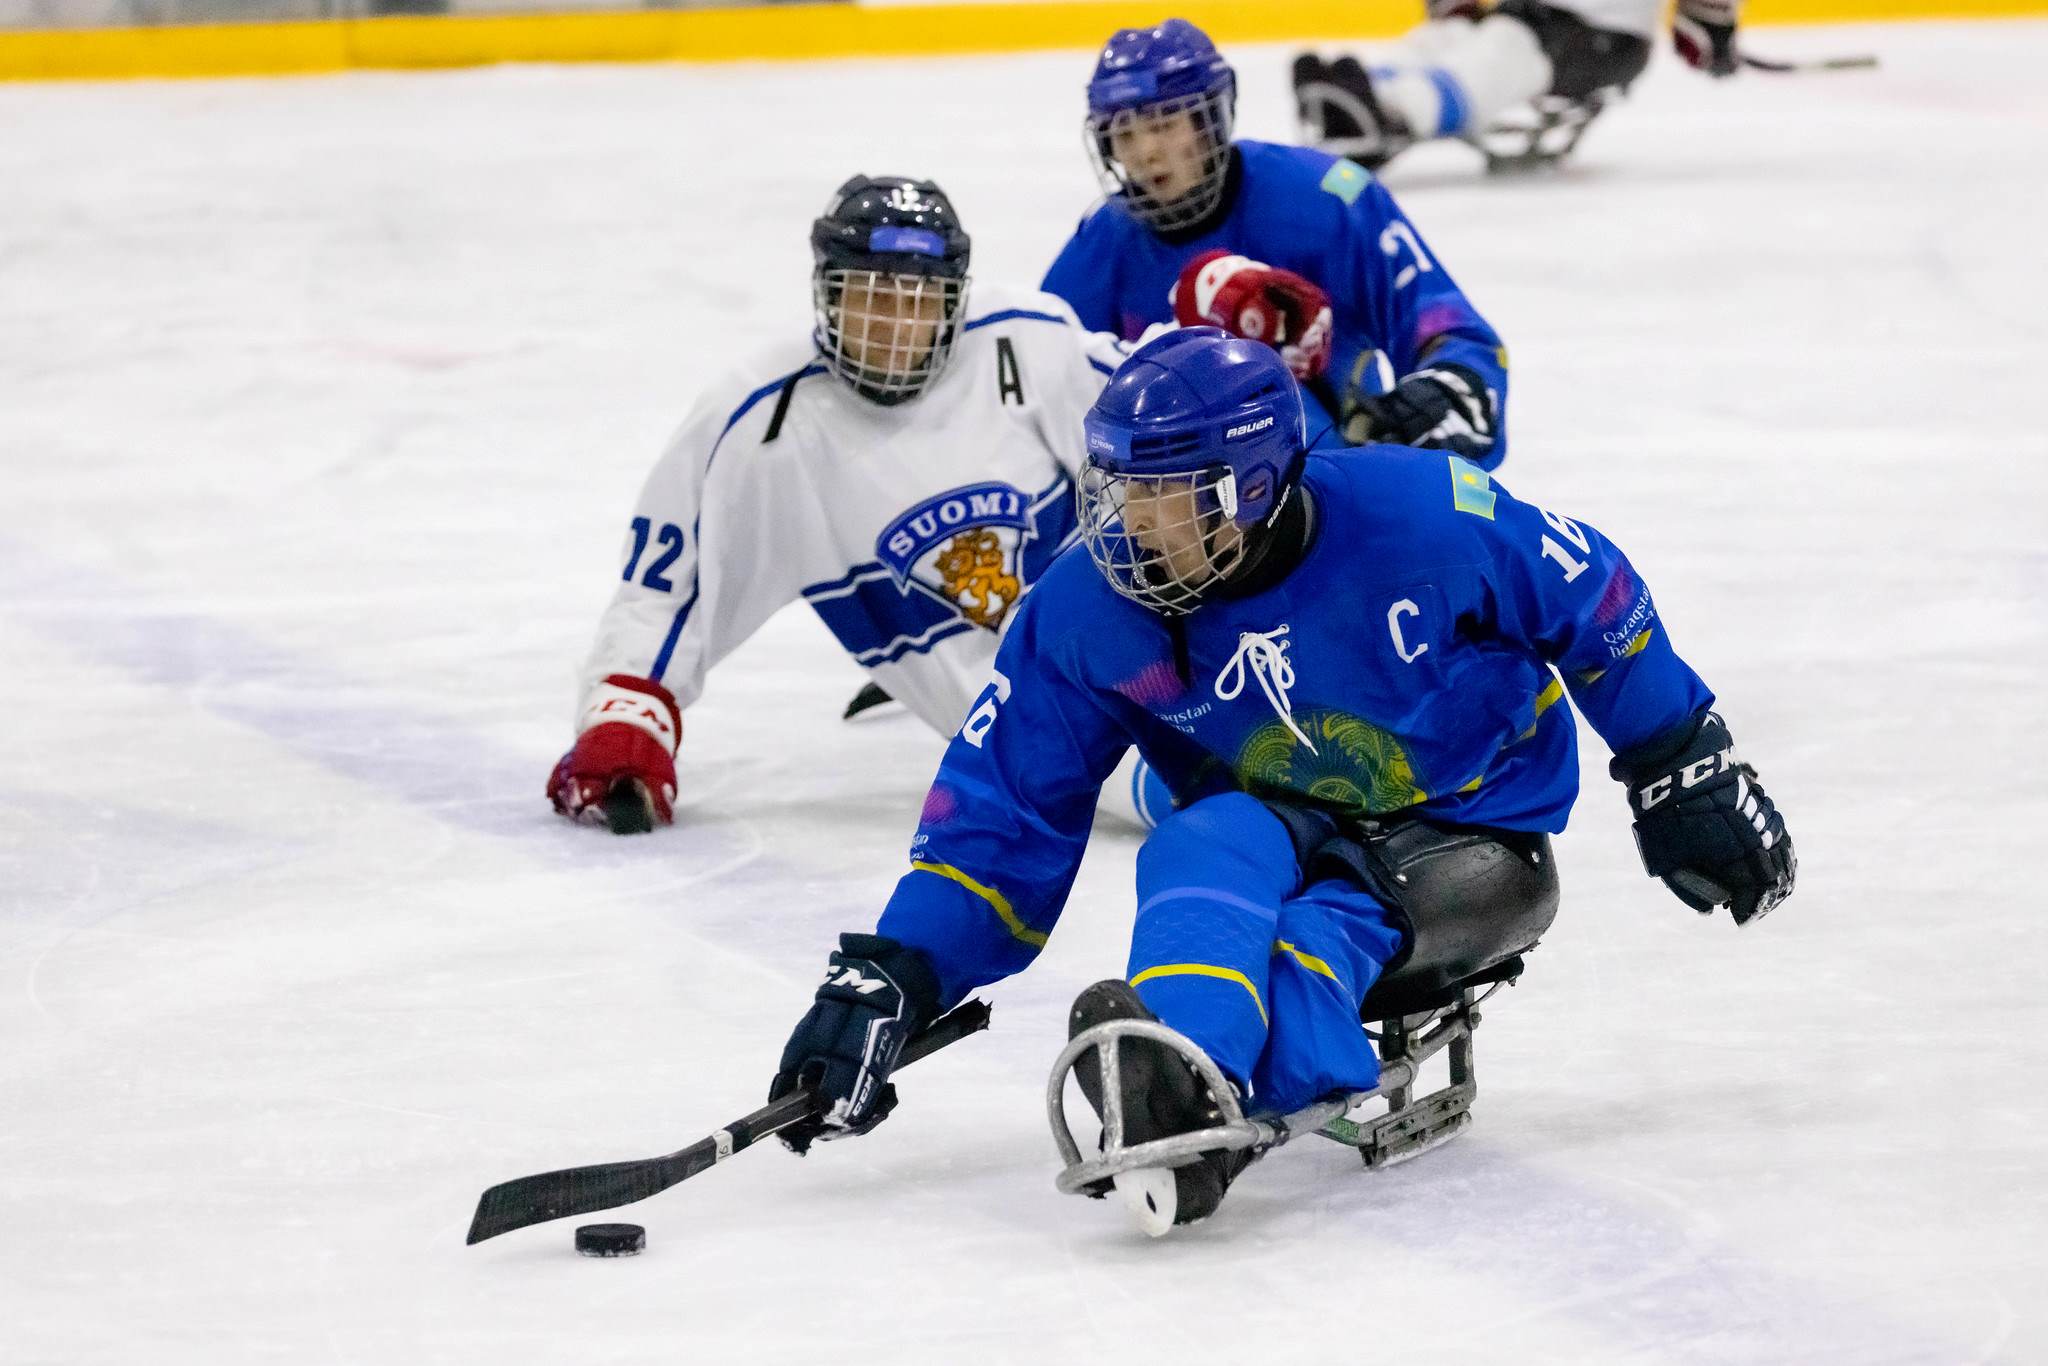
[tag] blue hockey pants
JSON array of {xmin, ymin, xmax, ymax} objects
[{"xmin": 1125, "ymin": 792, "xmax": 1407, "ymax": 1115}]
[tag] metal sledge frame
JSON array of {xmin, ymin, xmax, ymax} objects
[
  {"xmin": 1048, "ymin": 979, "xmax": 1503, "ymax": 1196},
  {"xmin": 1465, "ymin": 89, "xmax": 1620, "ymax": 174},
  {"xmin": 1327, "ymin": 988, "xmax": 1484, "ymax": 1168}
]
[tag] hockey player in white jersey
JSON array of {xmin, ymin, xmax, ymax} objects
[
  {"xmin": 1293, "ymin": 0, "xmax": 1739, "ymax": 173},
  {"xmin": 547, "ymin": 174, "xmax": 1142, "ymax": 833}
]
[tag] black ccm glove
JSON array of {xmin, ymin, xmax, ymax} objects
[
  {"xmin": 770, "ymin": 934, "xmax": 943, "ymax": 1154},
  {"xmin": 1340, "ymin": 361, "xmax": 1496, "ymax": 462},
  {"xmin": 1611, "ymin": 711, "xmax": 1796, "ymax": 925}
]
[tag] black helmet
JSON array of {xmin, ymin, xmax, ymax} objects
[{"xmin": 810, "ymin": 175, "xmax": 973, "ymax": 405}]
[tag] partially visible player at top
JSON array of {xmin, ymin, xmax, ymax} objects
[
  {"xmin": 1293, "ymin": 0, "xmax": 1740, "ymax": 174},
  {"xmin": 1042, "ymin": 18, "xmax": 1511, "ymax": 468}
]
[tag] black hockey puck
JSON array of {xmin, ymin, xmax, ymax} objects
[{"xmin": 574, "ymin": 1223, "xmax": 646, "ymax": 1257}]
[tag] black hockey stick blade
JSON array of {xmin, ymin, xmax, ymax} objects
[
  {"xmin": 842, "ymin": 680, "xmax": 895, "ymax": 721},
  {"xmin": 1742, "ymin": 52, "xmax": 1878, "ymax": 73},
  {"xmin": 465, "ymin": 1090, "xmax": 816, "ymax": 1245},
  {"xmin": 603, "ymin": 778, "xmax": 656, "ymax": 835},
  {"xmin": 465, "ymin": 998, "xmax": 992, "ymax": 1244}
]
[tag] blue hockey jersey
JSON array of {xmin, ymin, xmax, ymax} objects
[
  {"xmin": 876, "ymin": 448, "xmax": 1714, "ymax": 1007},
  {"xmin": 1042, "ymin": 140, "xmax": 1511, "ymax": 469}
]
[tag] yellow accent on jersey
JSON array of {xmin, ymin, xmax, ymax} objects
[
  {"xmin": 1577, "ymin": 627, "xmax": 1655, "ymax": 687},
  {"xmin": 1521, "ymin": 676, "xmax": 1566, "ymax": 739},
  {"xmin": 910, "ymin": 860, "xmax": 1047, "ymax": 948},
  {"xmin": 1236, "ymin": 708, "xmax": 1427, "ymax": 815},
  {"xmin": 1457, "ymin": 674, "xmax": 1569, "ymax": 796}
]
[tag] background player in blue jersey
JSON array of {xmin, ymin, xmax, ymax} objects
[
  {"xmin": 768, "ymin": 330, "xmax": 1794, "ymax": 1231},
  {"xmin": 1042, "ymin": 18, "xmax": 1512, "ymax": 469}
]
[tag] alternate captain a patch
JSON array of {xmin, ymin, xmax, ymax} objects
[{"xmin": 878, "ymin": 482, "xmax": 1035, "ymax": 630}]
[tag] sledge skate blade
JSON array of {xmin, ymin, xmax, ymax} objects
[
  {"xmin": 1114, "ymin": 1167, "xmax": 1178, "ymax": 1237},
  {"xmin": 1047, "ymin": 1018, "xmax": 1260, "ymax": 1197}
]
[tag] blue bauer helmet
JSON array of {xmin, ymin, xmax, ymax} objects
[
  {"xmin": 1079, "ymin": 327, "xmax": 1308, "ymax": 614},
  {"xmin": 1084, "ymin": 19, "xmax": 1238, "ymax": 233}
]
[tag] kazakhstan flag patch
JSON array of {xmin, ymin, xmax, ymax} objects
[
  {"xmin": 1448, "ymin": 455, "xmax": 1496, "ymax": 520},
  {"xmin": 1318, "ymin": 158, "xmax": 1371, "ymax": 205}
]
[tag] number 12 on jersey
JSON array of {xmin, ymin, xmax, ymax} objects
[{"xmin": 622, "ymin": 517, "xmax": 686, "ymax": 592}]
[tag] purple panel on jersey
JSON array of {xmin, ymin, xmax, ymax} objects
[
  {"xmin": 1415, "ymin": 300, "xmax": 1480, "ymax": 351},
  {"xmin": 920, "ymin": 785, "xmax": 960, "ymax": 826},
  {"xmin": 1113, "ymin": 658, "xmax": 1189, "ymax": 709}
]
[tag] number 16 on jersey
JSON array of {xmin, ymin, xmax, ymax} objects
[{"xmin": 961, "ymin": 668, "xmax": 1013, "ymax": 748}]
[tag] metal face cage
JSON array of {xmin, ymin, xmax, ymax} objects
[
  {"xmin": 1078, "ymin": 461, "xmax": 1246, "ymax": 614},
  {"xmin": 1085, "ymin": 85, "xmax": 1236, "ymax": 233},
  {"xmin": 812, "ymin": 269, "xmax": 969, "ymax": 406}
]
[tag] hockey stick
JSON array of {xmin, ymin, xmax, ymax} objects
[
  {"xmin": 465, "ymin": 998, "xmax": 992, "ymax": 1244},
  {"xmin": 602, "ymin": 778, "xmax": 657, "ymax": 835},
  {"xmin": 1741, "ymin": 52, "xmax": 1878, "ymax": 73},
  {"xmin": 842, "ymin": 680, "xmax": 895, "ymax": 721}
]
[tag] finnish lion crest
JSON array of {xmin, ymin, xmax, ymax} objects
[
  {"xmin": 877, "ymin": 481, "xmax": 1037, "ymax": 631},
  {"xmin": 934, "ymin": 529, "xmax": 1022, "ymax": 628}
]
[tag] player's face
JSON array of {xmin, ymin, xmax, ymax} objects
[
  {"xmin": 1107, "ymin": 107, "xmax": 1209, "ymax": 205},
  {"xmin": 1119, "ymin": 474, "xmax": 1243, "ymax": 589},
  {"xmin": 835, "ymin": 272, "xmax": 948, "ymax": 378}
]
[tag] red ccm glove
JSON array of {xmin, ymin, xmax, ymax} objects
[
  {"xmin": 1171, "ymin": 249, "xmax": 1334, "ymax": 383},
  {"xmin": 546, "ymin": 674, "xmax": 681, "ymax": 833}
]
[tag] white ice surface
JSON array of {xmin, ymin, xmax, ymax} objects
[{"xmin": 3, "ymin": 22, "xmax": 2047, "ymax": 1365}]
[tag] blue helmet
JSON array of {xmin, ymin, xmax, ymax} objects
[
  {"xmin": 1079, "ymin": 328, "xmax": 1307, "ymax": 613},
  {"xmin": 1087, "ymin": 18, "xmax": 1234, "ymax": 116},
  {"xmin": 1084, "ymin": 20, "xmax": 1238, "ymax": 233}
]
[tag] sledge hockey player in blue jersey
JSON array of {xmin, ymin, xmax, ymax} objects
[
  {"xmin": 769, "ymin": 330, "xmax": 1794, "ymax": 1232},
  {"xmin": 1042, "ymin": 18, "xmax": 1511, "ymax": 468}
]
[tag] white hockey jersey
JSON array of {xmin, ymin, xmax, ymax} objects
[
  {"xmin": 1551, "ymin": 0, "xmax": 1662, "ymax": 38},
  {"xmin": 577, "ymin": 285, "xmax": 1131, "ymax": 739}
]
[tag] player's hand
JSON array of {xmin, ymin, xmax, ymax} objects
[
  {"xmin": 771, "ymin": 934, "xmax": 943, "ymax": 1153},
  {"xmin": 1672, "ymin": 0, "xmax": 1739, "ymax": 77},
  {"xmin": 546, "ymin": 674, "xmax": 681, "ymax": 833},
  {"xmin": 1612, "ymin": 712, "xmax": 1795, "ymax": 925},
  {"xmin": 1171, "ymin": 250, "xmax": 1334, "ymax": 382},
  {"xmin": 1341, "ymin": 362, "xmax": 1496, "ymax": 460}
]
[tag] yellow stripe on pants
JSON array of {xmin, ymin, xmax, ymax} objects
[
  {"xmin": 1128, "ymin": 963, "xmax": 1268, "ymax": 1024},
  {"xmin": 1273, "ymin": 939, "xmax": 1341, "ymax": 983}
]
